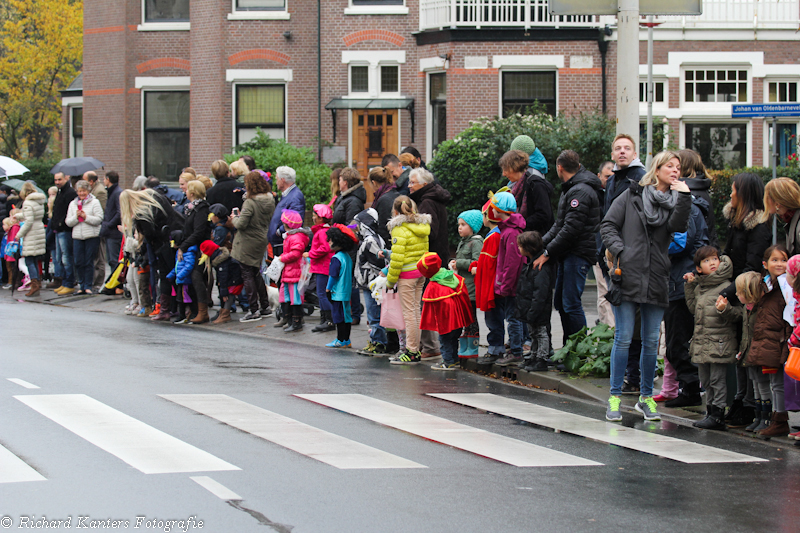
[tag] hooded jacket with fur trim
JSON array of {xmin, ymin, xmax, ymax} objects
[
  {"xmin": 720, "ymin": 202, "xmax": 771, "ymax": 301},
  {"xmin": 15, "ymin": 192, "xmax": 47, "ymax": 257},
  {"xmin": 386, "ymin": 212, "xmax": 431, "ymax": 287}
]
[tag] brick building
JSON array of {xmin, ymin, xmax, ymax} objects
[{"xmin": 65, "ymin": 1, "xmax": 800, "ymax": 186}]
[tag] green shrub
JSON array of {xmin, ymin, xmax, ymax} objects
[
  {"xmin": 429, "ymin": 109, "xmax": 616, "ymax": 246},
  {"xmin": 225, "ymin": 131, "xmax": 332, "ymax": 206}
]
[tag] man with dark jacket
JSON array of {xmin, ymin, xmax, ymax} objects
[
  {"xmin": 532, "ymin": 150, "xmax": 602, "ymax": 342},
  {"xmin": 206, "ymin": 160, "xmax": 245, "ymax": 212},
  {"xmin": 408, "ymin": 168, "xmax": 451, "ymax": 265},
  {"xmin": 100, "ymin": 171, "xmax": 123, "ymax": 276},
  {"xmin": 268, "ymin": 166, "xmax": 305, "ymax": 255},
  {"xmin": 605, "ymin": 134, "xmax": 646, "ymax": 214},
  {"xmin": 50, "ymin": 172, "xmax": 78, "ymax": 292}
]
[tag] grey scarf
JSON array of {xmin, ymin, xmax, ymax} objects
[{"xmin": 641, "ymin": 186, "xmax": 678, "ymax": 226}]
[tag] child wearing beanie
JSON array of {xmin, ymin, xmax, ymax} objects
[
  {"xmin": 411, "ymin": 252, "xmax": 475, "ymax": 370},
  {"xmin": 307, "ymin": 203, "xmax": 335, "ymax": 332},
  {"xmin": 278, "ymin": 209, "xmax": 312, "ymax": 333},
  {"xmin": 325, "ymin": 224, "xmax": 359, "ymax": 348},
  {"xmin": 449, "ymin": 209, "xmax": 483, "ymax": 358}
]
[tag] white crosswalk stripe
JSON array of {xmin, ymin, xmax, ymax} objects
[
  {"xmin": 295, "ymin": 393, "xmax": 602, "ymax": 467},
  {"xmin": 161, "ymin": 394, "xmax": 425, "ymax": 470},
  {"xmin": 15, "ymin": 394, "xmax": 240, "ymax": 474},
  {"xmin": 7, "ymin": 378, "xmax": 39, "ymax": 389},
  {"xmin": 190, "ymin": 476, "xmax": 242, "ymax": 501},
  {"xmin": 428, "ymin": 393, "xmax": 768, "ymax": 464},
  {"xmin": 0, "ymin": 444, "xmax": 46, "ymax": 484}
]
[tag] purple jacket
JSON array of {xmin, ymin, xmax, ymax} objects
[{"xmin": 494, "ymin": 213, "xmax": 526, "ymax": 297}]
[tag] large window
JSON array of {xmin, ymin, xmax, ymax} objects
[
  {"xmin": 685, "ymin": 123, "xmax": 747, "ymax": 169},
  {"xmin": 144, "ymin": 91, "xmax": 189, "ymax": 180},
  {"xmin": 236, "ymin": 0, "xmax": 285, "ymax": 10},
  {"xmin": 430, "ymin": 73, "xmax": 446, "ymax": 154},
  {"xmin": 639, "ymin": 82, "xmax": 664, "ymax": 103},
  {"xmin": 71, "ymin": 107, "xmax": 83, "ymax": 158},
  {"xmin": 502, "ymin": 72, "xmax": 556, "ymax": 117},
  {"xmin": 350, "ymin": 66, "xmax": 368, "ymax": 93},
  {"xmin": 685, "ymin": 69, "xmax": 747, "ymax": 103},
  {"xmin": 236, "ymin": 85, "xmax": 285, "ymax": 145},
  {"xmin": 381, "ymin": 65, "xmax": 399, "ymax": 93},
  {"xmin": 352, "ymin": 1, "xmax": 403, "ymax": 5},
  {"xmin": 768, "ymin": 81, "xmax": 799, "ymax": 103},
  {"xmin": 145, "ymin": 0, "xmax": 189, "ymax": 22}
]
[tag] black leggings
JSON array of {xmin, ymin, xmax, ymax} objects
[{"xmin": 337, "ymin": 322, "xmax": 352, "ymax": 342}]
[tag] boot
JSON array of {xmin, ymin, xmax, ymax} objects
[
  {"xmin": 727, "ymin": 399, "xmax": 755, "ymax": 428},
  {"xmin": 273, "ymin": 303, "xmax": 290, "ymax": 327},
  {"xmin": 149, "ymin": 302, "xmax": 161, "ymax": 317},
  {"xmin": 190, "ymin": 303, "xmax": 210, "ymax": 324},
  {"xmin": 745, "ymin": 400, "xmax": 763, "ymax": 432},
  {"xmin": 725, "ymin": 398, "xmax": 743, "ymax": 422},
  {"xmin": 213, "ymin": 308, "xmax": 231, "ymax": 324},
  {"xmin": 693, "ymin": 405, "xmax": 727, "ymax": 431},
  {"xmin": 284, "ymin": 306, "xmax": 304, "ymax": 333},
  {"xmin": 151, "ymin": 294, "xmax": 172, "ymax": 321},
  {"xmin": 312, "ymin": 310, "xmax": 335, "ymax": 332},
  {"xmin": 25, "ymin": 279, "xmax": 41, "ymax": 297},
  {"xmin": 457, "ymin": 337, "xmax": 470, "ymax": 357},
  {"xmin": 46, "ymin": 277, "xmax": 62, "ymax": 290},
  {"xmin": 752, "ymin": 400, "xmax": 771, "ymax": 433},
  {"xmin": 664, "ymin": 382, "xmax": 702, "ymax": 408},
  {"xmin": 758, "ymin": 411, "xmax": 790, "ymax": 439},
  {"xmin": 462, "ymin": 337, "xmax": 480, "ymax": 358}
]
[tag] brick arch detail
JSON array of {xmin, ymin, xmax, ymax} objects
[
  {"xmin": 228, "ymin": 49, "xmax": 291, "ymax": 66},
  {"xmin": 136, "ymin": 58, "xmax": 190, "ymax": 74},
  {"xmin": 343, "ymin": 30, "xmax": 405, "ymax": 47}
]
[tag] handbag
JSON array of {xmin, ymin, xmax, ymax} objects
[
  {"xmin": 379, "ymin": 287, "xmax": 405, "ymax": 330},
  {"xmin": 265, "ymin": 257, "xmax": 284, "ymax": 282},
  {"xmin": 605, "ymin": 256, "xmax": 623, "ymax": 307},
  {"xmin": 297, "ymin": 258, "xmax": 312, "ymax": 294}
]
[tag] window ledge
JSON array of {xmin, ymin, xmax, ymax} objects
[
  {"xmin": 227, "ymin": 12, "xmax": 290, "ymax": 21},
  {"xmin": 137, "ymin": 22, "xmax": 190, "ymax": 32},
  {"xmin": 344, "ymin": 6, "xmax": 409, "ymax": 16}
]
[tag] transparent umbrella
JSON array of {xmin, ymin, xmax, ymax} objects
[{"xmin": 0, "ymin": 156, "xmax": 30, "ymax": 177}]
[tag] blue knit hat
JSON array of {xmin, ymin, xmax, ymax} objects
[
  {"xmin": 490, "ymin": 191, "xmax": 517, "ymax": 215},
  {"xmin": 458, "ymin": 210, "xmax": 483, "ymax": 234}
]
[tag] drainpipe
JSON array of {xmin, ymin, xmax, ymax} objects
[
  {"xmin": 317, "ymin": 0, "xmax": 322, "ymax": 161},
  {"xmin": 598, "ymin": 28, "xmax": 609, "ymax": 115}
]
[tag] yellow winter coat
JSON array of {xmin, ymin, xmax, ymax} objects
[{"xmin": 386, "ymin": 213, "xmax": 431, "ymax": 287}]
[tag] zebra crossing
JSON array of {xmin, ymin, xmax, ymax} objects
[{"xmin": 1, "ymin": 385, "xmax": 768, "ymax": 486}]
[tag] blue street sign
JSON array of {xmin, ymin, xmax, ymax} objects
[{"xmin": 732, "ymin": 103, "xmax": 800, "ymax": 118}]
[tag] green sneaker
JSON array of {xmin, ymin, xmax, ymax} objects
[
  {"xmin": 635, "ymin": 396, "xmax": 661, "ymax": 421},
  {"xmin": 390, "ymin": 351, "xmax": 421, "ymax": 365},
  {"xmin": 606, "ymin": 396, "xmax": 622, "ymax": 422},
  {"xmin": 357, "ymin": 342, "xmax": 376, "ymax": 356}
]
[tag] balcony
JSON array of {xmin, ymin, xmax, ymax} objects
[{"xmin": 419, "ymin": 0, "xmax": 800, "ymax": 32}]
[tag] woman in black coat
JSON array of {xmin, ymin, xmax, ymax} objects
[
  {"xmin": 331, "ymin": 167, "xmax": 366, "ymax": 322},
  {"xmin": 177, "ymin": 180, "xmax": 211, "ymax": 323},
  {"xmin": 368, "ymin": 166, "xmax": 399, "ymax": 245}
]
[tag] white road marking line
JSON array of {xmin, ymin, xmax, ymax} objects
[
  {"xmin": 429, "ymin": 393, "xmax": 768, "ymax": 464},
  {"xmin": 190, "ymin": 476, "xmax": 242, "ymax": 501},
  {"xmin": 7, "ymin": 378, "xmax": 39, "ymax": 389},
  {"xmin": 295, "ymin": 393, "xmax": 601, "ymax": 467},
  {"xmin": 161, "ymin": 394, "xmax": 425, "ymax": 470},
  {"xmin": 15, "ymin": 394, "xmax": 240, "ymax": 474},
  {"xmin": 0, "ymin": 444, "xmax": 46, "ymax": 483}
]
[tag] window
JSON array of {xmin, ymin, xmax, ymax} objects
[
  {"xmin": 144, "ymin": 91, "xmax": 189, "ymax": 179},
  {"xmin": 685, "ymin": 69, "xmax": 747, "ymax": 103},
  {"xmin": 770, "ymin": 123, "xmax": 798, "ymax": 166},
  {"xmin": 381, "ymin": 65, "xmax": 399, "ymax": 93},
  {"xmin": 351, "ymin": 66, "xmax": 368, "ymax": 93},
  {"xmin": 430, "ymin": 73, "xmax": 446, "ymax": 154},
  {"xmin": 145, "ymin": 0, "xmax": 189, "ymax": 22},
  {"xmin": 685, "ymin": 123, "xmax": 747, "ymax": 169},
  {"xmin": 769, "ymin": 81, "xmax": 799, "ymax": 103},
  {"xmin": 71, "ymin": 107, "xmax": 83, "ymax": 158},
  {"xmin": 236, "ymin": 85, "xmax": 285, "ymax": 145},
  {"xmin": 352, "ymin": 1, "xmax": 403, "ymax": 5},
  {"xmin": 236, "ymin": 0, "xmax": 285, "ymax": 10},
  {"xmin": 639, "ymin": 82, "xmax": 664, "ymax": 103},
  {"xmin": 502, "ymin": 71, "xmax": 556, "ymax": 117}
]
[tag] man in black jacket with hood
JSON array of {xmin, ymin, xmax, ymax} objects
[{"xmin": 532, "ymin": 150, "xmax": 602, "ymax": 342}]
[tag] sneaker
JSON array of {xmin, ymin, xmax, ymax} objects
[
  {"xmin": 635, "ymin": 396, "xmax": 661, "ymax": 421},
  {"xmin": 259, "ymin": 307, "xmax": 273, "ymax": 317},
  {"xmin": 495, "ymin": 354, "xmax": 523, "ymax": 366},
  {"xmin": 606, "ymin": 396, "xmax": 623, "ymax": 422},
  {"xmin": 174, "ymin": 317, "xmax": 190, "ymax": 325},
  {"xmin": 652, "ymin": 394, "xmax": 676, "ymax": 402},
  {"xmin": 431, "ymin": 361, "xmax": 460, "ymax": 371},
  {"xmin": 621, "ymin": 380, "xmax": 640, "ymax": 395},
  {"xmin": 388, "ymin": 350, "xmax": 406, "ymax": 362},
  {"xmin": 357, "ymin": 342, "xmax": 376, "ymax": 356},
  {"xmin": 1, "ymin": 284, "xmax": 11, "ymax": 290},
  {"xmin": 239, "ymin": 311, "xmax": 262, "ymax": 323},
  {"xmin": 475, "ymin": 354, "xmax": 500, "ymax": 366},
  {"xmin": 371, "ymin": 343, "xmax": 388, "ymax": 356},
  {"xmin": 523, "ymin": 358, "xmax": 549, "ymax": 372},
  {"xmin": 390, "ymin": 351, "xmax": 421, "ymax": 365},
  {"xmin": 58, "ymin": 287, "xmax": 75, "ymax": 296},
  {"xmin": 325, "ymin": 339, "xmax": 352, "ymax": 348}
]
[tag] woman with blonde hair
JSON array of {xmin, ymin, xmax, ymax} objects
[
  {"xmin": 229, "ymin": 160, "xmax": 248, "ymax": 178},
  {"xmin": 328, "ymin": 168, "xmax": 342, "ymax": 208},
  {"xmin": 13, "ymin": 182, "xmax": 47, "ymax": 296},
  {"xmin": 764, "ymin": 177, "xmax": 800, "ymax": 255},
  {"xmin": 177, "ymin": 180, "xmax": 211, "ymax": 323}
]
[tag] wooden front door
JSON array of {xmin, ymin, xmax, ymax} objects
[{"xmin": 353, "ymin": 109, "xmax": 398, "ymax": 204}]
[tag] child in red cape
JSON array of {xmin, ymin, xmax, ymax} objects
[{"xmin": 418, "ymin": 252, "xmax": 475, "ymax": 371}]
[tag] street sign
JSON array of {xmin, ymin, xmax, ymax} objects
[
  {"xmin": 550, "ymin": 0, "xmax": 702, "ymax": 16},
  {"xmin": 732, "ymin": 103, "xmax": 800, "ymax": 118}
]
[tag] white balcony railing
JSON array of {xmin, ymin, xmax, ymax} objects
[{"xmin": 419, "ymin": 0, "xmax": 800, "ymax": 31}]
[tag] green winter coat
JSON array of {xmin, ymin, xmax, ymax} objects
[
  {"xmin": 232, "ymin": 193, "xmax": 275, "ymax": 268},
  {"xmin": 455, "ymin": 233, "xmax": 483, "ymax": 300},
  {"xmin": 386, "ymin": 212, "xmax": 431, "ymax": 287},
  {"xmin": 684, "ymin": 255, "xmax": 739, "ymax": 364}
]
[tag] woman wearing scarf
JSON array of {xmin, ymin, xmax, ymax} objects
[
  {"xmin": 499, "ymin": 147, "xmax": 554, "ymax": 235},
  {"xmin": 177, "ymin": 180, "xmax": 211, "ymax": 323},
  {"xmin": 600, "ymin": 151, "xmax": 691, "ymax": 423}
]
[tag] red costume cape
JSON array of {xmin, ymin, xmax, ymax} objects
[
  {"xmin": 420, "ymin": 273, "xmax": 475, "ymax": 334},
  {"xmin": 470, "ymin": 228, "xmax": 500, "ymax": 311}
]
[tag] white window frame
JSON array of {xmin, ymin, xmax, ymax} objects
[
  {"xmin": 426, "ymin": 70, "xmax": 447, "ymax": 159},
  {"xmin": 69, "ymin": 105, "xmax": 83, "ymax": 158},
  {"xmin": 679, "ymin": 118, "xmax": 752, "ymax": 168},
  {"xmin": 138, "ymin": 0, "xmax": 190, "ymax": 31},
  {"xmin": 226, "ymin": 69, "xmax": 292, "ymax": 147},
  {"xmin": 228, "ymin": 0, "xmax": 290, "ymax": 20},
  {"xmin": 137, "ymin": 77, "xmax": 191, "ymax": 176},
  {"xmin": 764, "ymin": 118, "xmax": 800, "ymax": 166},
  {"xmin": 349, "ymin": 64, "xmax": 370, "ymax": 95},
  {"xmin": 344, "ymin": 1, "xmax": 408, "ymax": 16},
  {"xmin": 681, "ymin": 66, "xmax": 751, "ymax": 110},
  {"xmin": 342, "ymin": 51, "xmax": 406, "ymax": 99},
  {"xmin": 638, "ymin": 77, "xmax": 668, "ymax": 118},
  {"xmin": 763, "ymin": 77, "xmax": 800, "ymax": 104}
]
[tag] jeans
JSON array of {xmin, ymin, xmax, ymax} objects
[
  {"xmin": 316, "ymin": 274, "xmax": 332, "ymax": 312},
  {"xmin": 440, "ymin": 328, "xmax": 462, "ymax": 365},
  {"xmin": 609, "ymin": 301, "xmax": 666, "ymax": 397},
  {"xmin": 485, "ymin": 295, "xmax": 523, "ymax": 355},
  {"xmin": 25, "ymin": 257, "xmax": 39, "ymax": 280},
  {"xmin": 73, "ymin": 237, "xmax": 100, "ymax": 291},
  {"xmin": 362, "ymin": 288, "xmax": 387, "ymax": 345},
  {"xmin": 241, "ymin": 263, "xmax": 269, "ymax": 311},
  {"xmin": 351, "ymin": 284, "xmax": 362, "ymax": 320},
  {"xmin": 54, "ymin": 231, "xmax": 75, "ymax": 288},
  {"xmin": 554, "ymin": 254, "xmax": 591, "ymax": 343}
]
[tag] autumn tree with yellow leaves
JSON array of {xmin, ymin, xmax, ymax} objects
[{"xmin": 0, "ymin": 0, "xmax": 83, "ymax": 159}]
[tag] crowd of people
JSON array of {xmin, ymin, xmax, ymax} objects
[{"xmin": 2, "ymin": 137, "xmax": 799, "ymax": 439}]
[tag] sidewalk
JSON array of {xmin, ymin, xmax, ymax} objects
[{"xmin": 5, "ymin": 283, "xmax": 799, "ymax": 445}]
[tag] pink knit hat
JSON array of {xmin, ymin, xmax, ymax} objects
[
  {"xmin": 281, "ymin": 209, "xmax": 303, "ymax": 229},
  {"xmin": 788, "ymin": 254, "xmax": 800, "ymax": 277},
  {"xmin": 313, "ymin": 203, "xmax": 333, "ymax": 220}
]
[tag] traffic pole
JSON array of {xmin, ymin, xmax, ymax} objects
[{"xmin": 617, "ymin": 0, "xmax": 640, "ymax": 149}]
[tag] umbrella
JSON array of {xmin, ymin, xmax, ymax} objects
[
  {"xmin": 50, "ymin": 157, "xmax": 105, "ymax": 176},
  {"xmin": 0, "ymin": 156, "xmax": 29, "ymax": 177},
  {"xmin": 0, "ymin": 178, "xmax": 43, "ymax": 194}
]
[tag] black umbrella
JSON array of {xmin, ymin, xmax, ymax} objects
[{"xmin": 50, "ymin": 157, "xmax": 105, "ymax": 176}]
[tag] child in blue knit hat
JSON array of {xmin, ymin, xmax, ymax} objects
[{"xmin": 449, "ymin": 209, "xmax": 484, "ymax": 357}]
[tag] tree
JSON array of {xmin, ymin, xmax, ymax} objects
[{"xmin": 0, "ymin": 0, "xmax": 83, "ymax": 159}]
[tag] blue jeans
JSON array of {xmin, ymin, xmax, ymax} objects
[
  {"xmin": 316, "ymin": 274, "xmax": 332, "ymax": 312},
  {"xmin": 362, "ymin": 288, "xmax": 387, "ymax": 345},
  {"xmin": 609, "ymin": 301, "xmax": 666, "ymax": 397},
  {"xmin": 485, "ymin": 295, "xmax": 523, "ymax": 355},
  {"xmin": 351, "ymin": 285, "xmax": 362, "ymax": 320},
  {"xmin": 73, "ymin": 238, "xmax": 100, "ymax": 291},
  {"xmin": 54, "ymin": 232, "xmax": 75, "ymax": 287},
  {"xmin": 25, "ymin": 257, "xmax": 39, "ymax": 280},
  {"xmin": 554, "ymin": 254, "xmax": 591, "ymax": 343},
  {"xmin": 440, "ymin": 328, "xmax": 461, "ymax": 365}
]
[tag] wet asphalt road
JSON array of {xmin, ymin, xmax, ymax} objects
[{"xmin": 1, "ymin": 299, "xmax": 799, "ymax": 533}]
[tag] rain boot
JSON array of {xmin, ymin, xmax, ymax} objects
[
  {"xmin": 273, "ymin": 302, "xmax": 290, "ymax": 327},
  {"xmin": 463, "ymin": 336, "xmax": 480, "ymax": 358},
  {"xmin": 752, "ymin": 400, "xmax": 771, "ymax": 433},
  {"xmin": 758, "ymin": 411, "xmax": 790, "ymax": 439},
  {"xmin": 151, "ymin": 294, "xmax": 172, "ymax": 321},
  {"xmin": 312, "ymin": 310, "xmax": 335, "ymax": 332},
  {"xmin": 191, "ymin": 302, "xmax": 210, "ymax": 324},
  {"xmin": 284, "ymin": 305, "xmax": 304, "ymax": 332},
  {"xmin": 457, "ymin": 337, "xmax": 469, "ymax": 357},
  {"xmin": 694, "ymin": 405, "xmax": 727, "ymax": 431},
  {"xmin": 213, "ymin": 307, "xmax": 231, "ymax": 324},
  {"xmin": 25, "ymin": 279, "xmax": 41, "ymax": 297},
  {"xmin": 745, "ymin": 400, "xmax": 763, "ymax": 432}
]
